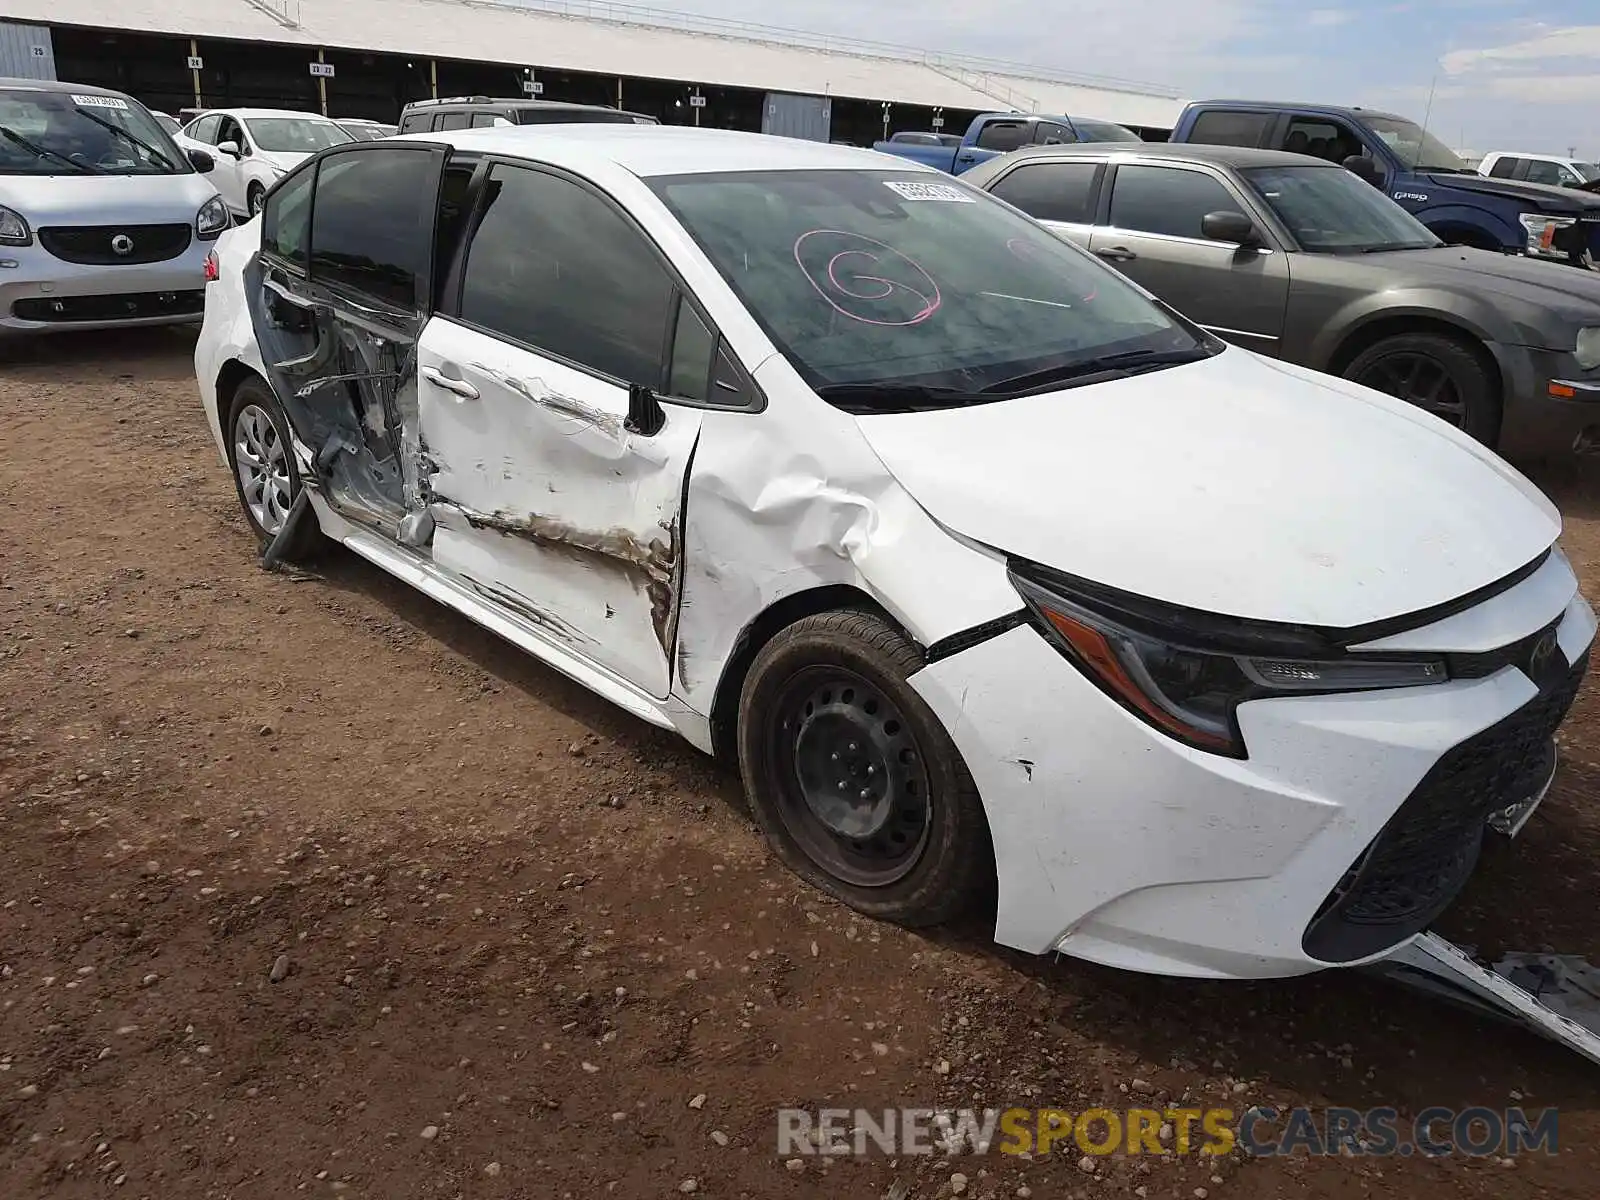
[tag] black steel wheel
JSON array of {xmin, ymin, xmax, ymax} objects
[
  {"xmin": 1342, "ymin": 331, "xmax": 1501, "ymax": 445},
  {"xmin": 737, "ymin": 609, "xmax": 992, "ymax": 927}
]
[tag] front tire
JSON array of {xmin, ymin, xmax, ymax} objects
[
  {"xmin": 736, "ymin": 609, "xmax": 991, "ymax": 927},
  {"xmin": 1342, "ymin": 331, "xmax": 1501, "ymax": 445},
  {"xmin": 224, "ymin": 376, "xmax": 321, "ymax": 563}
]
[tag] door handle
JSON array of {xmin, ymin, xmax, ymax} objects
[
  {"xmin": 1095, "ymin": 245, "xmax": 1137, "ymax": 262},
  {"xmin": 420, "ymin": 364, "xmax": 479, "ymax": 401}
]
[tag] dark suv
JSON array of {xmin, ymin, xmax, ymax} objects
[{"xmin": 397, "ymin": 97, "xmax": 657, "ymax": 134}]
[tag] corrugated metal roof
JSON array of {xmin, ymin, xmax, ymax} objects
[{"xmin": 7, "ymin": 0, "xmax": 1185, "ymax": 126}]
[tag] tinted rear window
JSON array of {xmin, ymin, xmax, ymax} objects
[
  {"xmin": 988, "ymin": 161, "xmax": 1101, "ymax": 224},
  {"xmin": 1187, "ymin": 110, "xmax": 1272, "ymax": 147}
]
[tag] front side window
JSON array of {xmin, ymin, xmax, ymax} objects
[
  {"xmin": 1108, "ymin": 164, "xmax": 1239, "ymax": 240},
  {"xmin": 1280, "ymin": 118, "xmax": 1362, "ymax": 164},
  {"xmin": 0, "ymin": 87, "xmax": 189, "ymax": 176},
  {"xmin": 262, "ymin": 163, "xmax": 314, "ymax": 268},
  {"xmin": 188, "ymin": 114, "xmax": 222, "ymax": 144},
  {"xmin": 1363, "ymin": 114, "xmax": 1467, "ymax": 172},
  {"xmin": 308, "ymin": 147, "xmax": 438, "ymax": 308},
  {"xmin": 650, "ymin": 169, "xmax": 1206, "ymax": 398},
  {"xmin": 1243, "ymin": 164, "xmax": 1439, "ymax": 253},
  {"xmin": 1524, "ymin": 159, "xmax": 1570, "ymax": 187},
  {"xmin": 245, "ymin": 117, "xmax": 353, "ymax": 154},
  {"xmin": 457, "ymin": 164, "xmax": 674, "ymax": 388},
  {"xmin": 988, "ymin": 161, "xmax": 1101, "ymax": 224}
]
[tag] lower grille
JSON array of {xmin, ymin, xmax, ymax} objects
[
  {"xmin": 1303, "ymin": 648, "xmax": 1589, "ymax": 964},
  {"xmin": 38, "ymin": 223, "xmax": 192, "ymax": 266},
  {"xmin": 12, "ymin": 290, "xmax": 204, "ymax": 324}
]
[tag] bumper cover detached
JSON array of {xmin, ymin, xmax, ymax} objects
[{"xmin": 909, "ymin": 565, "xmax": 1596, "ymax": 980}]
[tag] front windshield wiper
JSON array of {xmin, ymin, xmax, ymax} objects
[
  {"xmin": 980, "ymin": 346, "xmax": 1216, "ymax": 395},
  {"xmin": 0, "ymin": 124, "xmax": 102, "ymax": 173},
  {"xmin": 72, "ymin": 107, "xmax": 177, "ymax": 171},
  {"xmin": 813, "ymin": 382, "xmax": 979, "ymax": 413},
  {"xmin": 1359, "ymin": 243, "xmax": 1441, "ymax": 253}
]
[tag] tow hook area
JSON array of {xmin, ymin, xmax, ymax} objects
[{"xmin": 1365, "ymin": 933, "xmax": 1600, "ymax": 1068}]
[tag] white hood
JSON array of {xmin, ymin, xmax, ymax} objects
[
  {"xmin": 853, "ymin": 347, "xmax": 1561, "ymax": 628},
  {"xmin": 0, "ymin": 171, "xmax": 218, "ymax": 225}
]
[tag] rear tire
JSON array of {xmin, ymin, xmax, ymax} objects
[
  {"xmin": 736, "ymin": 609, "xmax": 992, "ymax": 927},
  {"xmin": 247, "ymin": 183, "xmax": 265, "ymax": 218},
  {"xmin": 224, "ymin": 376, "xmax": 322, "ymax": 563},
  {"xmin": 1342, "ymin": 331, "xmax": 1501, "ymax": 446}
]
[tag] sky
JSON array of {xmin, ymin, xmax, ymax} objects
[{"xmin": 646, "ymin": 0, "xmax": 1600, "ymax": 158}]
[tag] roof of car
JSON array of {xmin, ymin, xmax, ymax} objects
[
  {"xmin": 403, "ymin": 98, "xmax": 629, "ymax": 112},
  {"xmin": 391, "ymin": 123, "xmax": 932, "ymax": 177},
  {"xmin": 1184, "ymin": 100, "xmax": 1407, "ymax": 123},
  {"xmin": 0, "ymin": 77, "xmax": 130, "ymax": 99},
  {"xmin": 985, "ymin": 142, "xmax": 1339, "ymax": 170},
  {"xmin": 195, "ymin": 108, "xmax": 345, "ymax": 122}
]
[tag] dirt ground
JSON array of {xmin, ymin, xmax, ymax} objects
[{"xmin": 0, "ymin": 329, "xmax": 1597, "ymax": 1200}]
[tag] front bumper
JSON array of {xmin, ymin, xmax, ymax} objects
[
  {"xmin": 1495, "ymin": 346, "xmax": 1600, "ymax": 458},
  {"xmin": 910, "ymin": 553, "xmax": 1596, "ymax": 979},
  {"xmin": 0, "ymin": 236, "xmax": 211, "ymax": 335}
]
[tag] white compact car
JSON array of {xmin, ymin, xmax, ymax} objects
[
  {"xmin": 195, "ymin": 127, "xmax": 1596, "ymax": 980},
  {"xmin": 177, "ymin": 108, "xmax": 352, "ymax": 218},
  {"xmin": 0, "ymin": 77, "xmax": 228, "ymax": 336}
]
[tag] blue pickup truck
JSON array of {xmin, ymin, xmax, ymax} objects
[
  {"xmin": 874, "ymin": 112, "xmax": 1140, "ymax": 175},
  {"xmin": 1170, "ymin": 100, "xmax": 1600, "ymax": 268}
]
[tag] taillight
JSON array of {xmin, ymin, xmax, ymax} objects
[{"xmin": 203, "ymin": 250, "xmax": 219, "ymax": 283}]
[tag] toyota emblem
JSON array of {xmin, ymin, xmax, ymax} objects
[
  {"xmin": 1526, "ymin": 629, "xmax": 1560, "ymax": 684},
  {"xmin": 110, "ymin": 233, "xmax": 134, "ymax": 257}
]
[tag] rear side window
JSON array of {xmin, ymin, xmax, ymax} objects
[
  {"xmin": 1187, "ymin": 110, "xmax": 1272, "ymax": 148},
  {"xmin": 1109, "ymin": 164, "xmax": 1238, "ymax": 240},
  {"xmin": 309, "ymin": 147, "xmax": 438, "ymax": 309},
  {"xmin": 398, "ymin": 113, "xmax": 429, "ymax": 134},
  {"xmin": 975, "ymin": 121, "xmax": 1031, "ymax": 152},
  {"xmin": 988, "ymin": 161, "xmax": 1101, "ymax": 224},
  {"xmin": 471, "ymin": 113, "xmax": 500, "ymax": 128},
  {"xmin": 1487, "ymin": 156, "xmax": 1519, "ymax": 179},
  {"xmin": 456, "ymin": 163, "xmax": 675, "ymax": 388},
  {"xmin": 261, "ymin": 163, "xmax": 314, "ymax": 268},
  {"xmin": 436, "ymin": 112, "xmax": 471, "ymax": 130}
]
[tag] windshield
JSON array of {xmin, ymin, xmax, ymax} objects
[
  {"xmin": 245, "ymin": 117, "xmax": 353, "ymax": 153},
  {"xmin": 1073, "ymin": 119, "xmax": 1141, "ymax": 144},
  {"xmin": 1575, "ymin": 162, "xmax": 1600, "ymax": 183},
  {"xmin": 649, "ymin": 169, "xmax": 1207, "ymax": 397},
  {"xmin": 1364, "ymin": 114, "xmax": 1467, "ymax": 172},
  {"xmin": 0, "ymin": 87, "xmax": 187, "ymax": 176},
  {"xmin": 1243, "ymin": 164, "xmax": 1440, "ymax": 253}
]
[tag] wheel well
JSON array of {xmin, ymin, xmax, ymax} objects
[
  {"xmin": 214, "ymin": 359, "xmax": 264, "ymax": 413},
  {"xmin": 1327, "ymin": 315, "xmax": 1502, "ymax": 389},
  {"xmin": 706, "ymin": 585, "xmax": 914, "ymax": 764}
]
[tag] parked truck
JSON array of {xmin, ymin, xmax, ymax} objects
[
  {"xmin": 1170, "ymin": 100, "xmax": 1600, "ymax": 268},
  {"xmin": 873, "ymin": 112, "xmax": 1140, "ymax": 174}
]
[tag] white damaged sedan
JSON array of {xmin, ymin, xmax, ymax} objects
[{"xmin": 196, "ymin": 126, "xmax": 1596, "ymax": 980}]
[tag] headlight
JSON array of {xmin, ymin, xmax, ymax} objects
[
  {"xmin": 1577, "ymin": 327, "xmax": 1600, "ymax": 371},
  {"xmin": 1012, "ymin": 571, "xmax": 1447, "ymax": 758},
  {"xmin": 0, "ymin": 204, "xmax": 31, "ymax": 246},
  {"xmin": 1519, "ymin": 212, "xmax": 1577, "ymax": 260},
  {"xmin": 196, "ymin": 194, "xmax": 230, "ymax": 241}
]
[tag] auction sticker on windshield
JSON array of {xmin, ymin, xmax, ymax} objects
[
  {"xmin": 71, "ymin": 94, "xmax": 130, "ymax": 110},
  {"xmin": 884, "ymin": 180, "xmax": 975, "ymax": 202}
]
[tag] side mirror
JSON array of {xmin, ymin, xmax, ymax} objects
[
  {"xmin": 1342, "ymin": 154, "xmax": 1383, "ymax": 188},
  {"xmin": 186, "ymin": 148, "xmax": 215, "ymax": 173},
  {"xmin": 216, "ymin": 140, "xmax": 241, "ymax": 159},
  {"xmin": 625, "ymin": 384, "xmax": 666, "ymax": 437},
  {"xmin": 1201, "ymin": 210, "xmax": 1260, "ymax": 247}
]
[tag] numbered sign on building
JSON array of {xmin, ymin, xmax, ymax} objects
[
  {"xmin": 309, "ymin": 62, "xmax": 335, "ymax": 78},
  {"xmin": 522, "ymin": 79, "xmax": 543, "ymax": 95},
  {"xmin": 187, "ymin": 55, "xmax": 204, "ymax": 70},
  {"xmin": 29, "ymin": 45, "xmax": 46, "ymax": 58},
  {"xmin": 689, "ymin": 95, "xmax": 706, "ymax": 108}
]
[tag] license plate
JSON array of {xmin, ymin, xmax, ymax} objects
[{"xmin": 1488, "ymin": 745, "xmax": 1560, "ymax": 839}]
